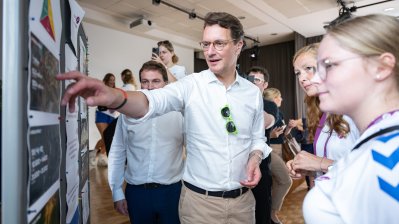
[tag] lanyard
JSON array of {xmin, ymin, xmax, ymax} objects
[
  {"xmin": 313, "ymin": 113, "xmax": 327, "ymax": 156},
  {"xmin": 352, "ymin": 110, "xmax": 399, "ymax": 151},
  {"xmin": 367, "ymin": 109, "xmax": 399, "ymax": 129},
  {"xmin": 352, "ymin": 125, "xmax": 399, "ymax": 151}
]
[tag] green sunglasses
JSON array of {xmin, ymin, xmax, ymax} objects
[{"xmin": 221, "ymin": 105, "xmax": 238, "ymax": 135}]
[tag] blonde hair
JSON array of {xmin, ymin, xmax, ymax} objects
[
  {"xmin": 158, "ymin": 40, "xmax": 179, "ymax": 64},
  {"xmin": 121, "ymin": 69, "xmax": 137, "ymax": 88},
  {"xmin": 326, "ymin": 14, "xmax": 399, "ymax": 87},
  {"xmin": 263, "ymin": 88, "xmax": 281, "ymax": 101},
  {"xmin": 293, "ymin": 44, "xmax": 350, "ymax": 141},
  {"xmin": 293, "ymin": 43, "xmax": 319, "ymax": 65}
]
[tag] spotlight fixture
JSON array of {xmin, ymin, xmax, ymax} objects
[
  {"xmin": 189, "ymin": 10, "xmax": 197, "ymax": 20},
  {"xmin": 249, "ymin": 45, "xmax": 259, "ymax": 61},
  {"xmin": 152, "ymin": 0, "xmax": 161, "ymax": 5}
]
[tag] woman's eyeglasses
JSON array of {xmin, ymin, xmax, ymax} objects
[
  {"xmin": 316, "ymin": 56, "xmax": 362, "ymax": 80},
  {"xmin": 221, "ymin": 105, "xmax": 237, "ymax": 134}
]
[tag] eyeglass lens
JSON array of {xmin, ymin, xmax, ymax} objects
[
  {"xmin": 226, "ymin": 121, "xmax": 237, "ymax": 133},
  {"xmin": 221, "ymin": 106, "xmax": 231, "ymax": 118}
]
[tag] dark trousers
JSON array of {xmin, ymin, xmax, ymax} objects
[
  {"xmin": 125, "ymin": 181, "xmax": 181, "ymax": 224},
  {"xmin": 252, "ymin": 154, "xmax": 272, "ymax": 224}
]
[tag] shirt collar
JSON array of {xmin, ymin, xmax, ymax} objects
[{"xmin": 204, "ymin": 69, "xmax": 244, "ymax": 87}]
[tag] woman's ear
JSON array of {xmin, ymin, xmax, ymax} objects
[{"xmin": 374, "ymin": 52, "xmax": 396, "ymax": 81}]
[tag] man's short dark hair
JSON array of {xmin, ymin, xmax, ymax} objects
[
  {"xmin": 203, "ymin": 12, "xmax": 244, "ymax": 43},
  {"xmin": 139, "ymin": 61, "xmax": 168, "ymax": 82},
  {"xmin": 247, "ymin": 66, "xmax": 270, "ymax": 82}
]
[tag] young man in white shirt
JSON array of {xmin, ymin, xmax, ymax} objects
[
  {"xmin": 58, "ymin": 12, "xmax": 270, "ymax": 224},
  {"xmin": 108, "ymin": 61, "xmax": 184, "ymax": 224}
]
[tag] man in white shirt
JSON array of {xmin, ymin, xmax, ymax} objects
[
  {"xmin": 58, "ymin": 12, "xmax": 270, "ymax": 224},
  {"xmin": 108, "ymin": 61, "xmax": 184, "ymax": 224}
]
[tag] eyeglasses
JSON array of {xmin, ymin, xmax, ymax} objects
[
  {"xmin": 253, "ymin": 77, "xmax": 265, "ymax": 84},
  {"xmin": 221, "ymin": 105, "xmax": 237, "ymax": 134},
  {"xmin": 199, "ymin": 39, "xmax": 236, "ymax": 51},
  {"xmin": 294, "ymin": 66, "xmax": 316, "ymax": 78},
  {"xmin": 317, "ymin": 56, "xmax": 362, "ymax": 80}
]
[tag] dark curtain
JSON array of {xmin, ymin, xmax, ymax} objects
[
  {"xmin": 194, "ymin": 57, "xmax": 208, "ymax": 73},
  {"xmin": 238, "ymin": 41, "xmax": 296, "ymax": 122}
]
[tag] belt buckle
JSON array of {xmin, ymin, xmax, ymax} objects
[{"xmin": 144, "ymin": 183, "xmax": 159, "ymax": 189}]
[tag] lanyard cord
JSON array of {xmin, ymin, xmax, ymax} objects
[{"xmin": 352, "ymin": 125, "xmax": 399, "ymax": 151}]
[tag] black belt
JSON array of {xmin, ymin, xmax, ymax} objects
[
  {"xmin": 134, "ymin": 183, "xmax": 165, "ymax": 189},
  {"xmin": 183, "ymin": 181, "xmax": 249, "ymax": 199}
]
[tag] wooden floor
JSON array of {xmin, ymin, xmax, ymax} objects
[
  {"xmin": 89, "ymin": 162, "xmax": 307, "ymax": 224},
  {"xmin": 89, "ymin": 165, "xmax": 130, "ymax": 224}
]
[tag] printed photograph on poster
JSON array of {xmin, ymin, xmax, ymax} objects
[
  {"xmin": 79, "ymin": 36, "xmax": 88, "ymax": 75},
  {"xmin": 29, "ymin": 190, "xmax": 60, "ymax": 224},
  {"xmin": 29, "ymin": 125, "xmax": 61, "ymax": 207},
  {"xmin": 79, "ymin": 36, "xmax": 85, "ymax": 73},
  {"xmin": 80, "ymin": 118, "xmax": 89, "ymax": 154},
  {"xmin": 81, "ymin": 181, "xmax": 90, "ymax": 224},
  {"xmin": 80, "ymin": 151, "xmax": 89, "ymax": 188},
  {"xmin": 79, "ymin": 97, "xmax": 87, "ymax": 119},
  {"xmin": 29, "ymin": 0, "xmax": 62, "ymax": 57},
  {"xmin": 69, "ymin": 0, "xmax": 85, "ymax": 51},
  {"xmin": 30, "ymin": 33, "xmax": 60, "ymax": 114}
]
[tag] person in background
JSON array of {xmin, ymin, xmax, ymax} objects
[
  {"xmin": 284, "ymin": 116, "xmax": 314, "ymax": 190},
  {"xmin": 303, "ymin": 14, "xmax": 399, "ymax": 223},
  {"xmin": 287, "ymin": 43, "xmax": 359, "ymax": 180},
  {"xmin": 152, "ymin": 40, "xmax": 186, "ymax": 82},
  {"xmin": 58, "ymin": 12, "xmax": 269, "ymax": 224},
  {"xmin": 120, "ymin": 69, "xmax": 138, "ymax": 91},
  {"xmin": 94, "ymin": 73, "xmax": 118, "ymax": 166},
  {"xmin": 247, "ymin": 66, "xmax": 277, "ymax": 224},
  {"xmin": 264, "ymin": 88, "xmax": 293, "ymax": 224},
  {"xmin": 109, "ymin": 61, "xmax": 184, "ymax": 224},
  {"xmin": 103, "ymin": 69, "xmax": 138, "ymax": 156}
]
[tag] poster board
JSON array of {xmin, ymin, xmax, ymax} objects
[{"xmin": 22, "ymin": 0, "xmax": 89, "ymax": 223}]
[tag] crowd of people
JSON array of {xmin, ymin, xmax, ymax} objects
[{"xmin": 58, "ymin": 11, "xmax": 399, "ymax": 224}]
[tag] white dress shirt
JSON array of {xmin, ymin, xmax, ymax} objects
[
  {"xmin": 108, "ymin": 112, "xmax": 184, "ymax": 202},
  {"xmin": 169, "ymin": 64, "xmax": 186, "ymax": 80},
  {"xmin": 314, "ymin": 115, "xmax": 359, "ymax": 160},
  {"xmin": 304, "ymin": 112, "xmax": 399, "ymax": 224},
  {"xmin": 314, "ymin": 115, "xmax": 359, "ymax": 177},
  {"xmin": 121, "ymin": 84, "xmax": 136, "ymax": 91},
  {"xmin": 125, "ymin": 69, "xmax": 270, "ymax": 191}
]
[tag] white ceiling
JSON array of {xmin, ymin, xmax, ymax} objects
[{"xmin": 78, "ymin": 0, "xmax": 399, "ymax": 50}]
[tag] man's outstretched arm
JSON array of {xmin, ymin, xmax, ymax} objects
[{"xmin": 57, "ymin": 71, "xmax": 148, "ymax": 118}]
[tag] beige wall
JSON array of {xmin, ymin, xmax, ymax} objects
[{"xmin": 84, "ymin": 22, "xmax": 194, "ymax": 150}]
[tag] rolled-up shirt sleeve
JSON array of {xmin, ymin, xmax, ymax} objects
[{"xmin": 124, "ymin": 81, "xmax": 186, "ymax": 125}]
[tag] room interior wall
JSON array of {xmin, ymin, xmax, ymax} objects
[{"xmin": 84, "ymin": 22, "xmax": 194, "ymax": 150}]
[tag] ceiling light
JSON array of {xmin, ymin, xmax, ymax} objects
[{"xmin": 384, "ymin": 7, "xmax": 395, "ymax": 12}]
